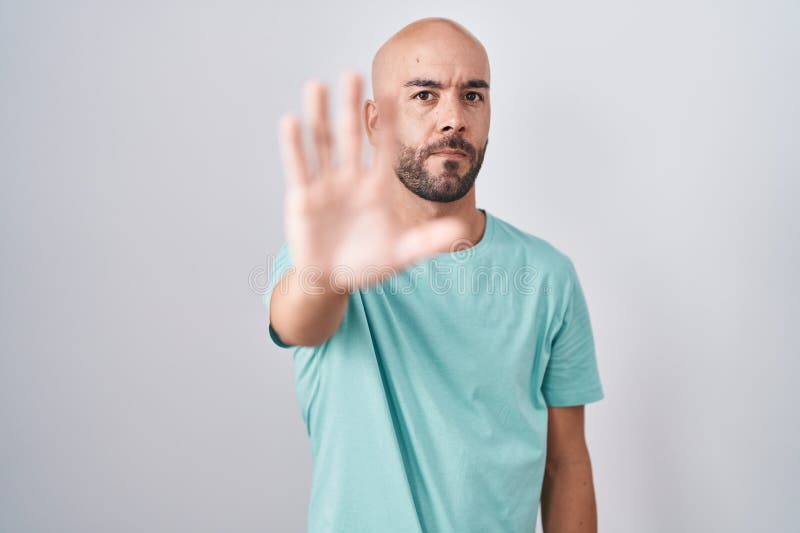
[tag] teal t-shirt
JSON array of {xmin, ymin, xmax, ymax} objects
[{"xmin": 263, "ymin": 208, "xmax": 604, "ymax": 533}]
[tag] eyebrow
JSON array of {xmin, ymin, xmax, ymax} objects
[{"xmin": 402, "ymin": 78, "xmax": 490, "ymax": 89}]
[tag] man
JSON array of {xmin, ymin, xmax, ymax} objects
[{"xmin": 265, "ymin": 17, "xmax": 604, "ymax": 533}]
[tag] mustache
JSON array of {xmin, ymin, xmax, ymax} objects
[{"xmin": 422, "ymin": 136, "xmax": 476, "ymax": 159}]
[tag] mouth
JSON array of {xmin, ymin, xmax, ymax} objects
[{"xmin": 431, "ymin": 150, "xmax": 468, "ymax": 158}]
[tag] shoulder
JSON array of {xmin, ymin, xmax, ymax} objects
[{"xmin": 487, "ymin": 211, "xmax": 576, "ymax": 282}]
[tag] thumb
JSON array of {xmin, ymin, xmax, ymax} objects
[{"xmin": 393, "ymin": 217, "xmax": 470, "ymax": 268}]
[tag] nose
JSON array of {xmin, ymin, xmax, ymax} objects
[{"xmin": 437, "ymin": 96, "xmax": 467, "ymax": 135}]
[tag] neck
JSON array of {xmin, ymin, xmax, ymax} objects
[{"xmin": 390, "ymin": 179, "xmax": 487, "ymax": 248}]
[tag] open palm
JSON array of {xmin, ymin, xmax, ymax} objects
[{"xmin": 278, "ymin": 73, "xmax": 466, "ymax": 293}]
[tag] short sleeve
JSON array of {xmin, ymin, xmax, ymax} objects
[
  {"xmin": 541, "ymin": 259, "xmax": 605, "ymax": 406},
  {"xmin": 263, "ymin": 241, "xmax": 297, "ymax": 349}
]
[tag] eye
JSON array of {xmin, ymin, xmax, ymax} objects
[
  {"xmin": 413, "ymin": 90, "xmax": 434, "ymax": 101},
  {"xmin": 465, "ymin": 91, "xmax": 484, "ymax": 102}
]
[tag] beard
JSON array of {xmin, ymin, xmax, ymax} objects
[{"xmin": 394, "ymin": 136, "xmax": 488, "ymax": 203}]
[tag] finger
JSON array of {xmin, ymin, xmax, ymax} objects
[
  {"xmin": 393, "ymin": 217, "xmax": 469, "ymax": 269},
  {"xmin": 337, "ymin": 71, "xmax": 363, "ymax": 177},
  {"xmin": 304, "ymin": 80, "xmax": 334, "ymax": 176},
  {"xmin": 278, "ymin": 113, "xmax": 310, "ymax": 188}
]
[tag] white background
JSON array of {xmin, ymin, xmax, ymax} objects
[{"xmin": 1, "ymin": 1, "xmax": 798, "ymax": 531}]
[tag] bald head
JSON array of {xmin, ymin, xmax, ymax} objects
[
  {"xmin": 371, "ymin": 18, "xmax": 490, "ymax": 102},
  {"xmin": 363, "ymin": 18, "xmax": 491, "ymax": 204}
]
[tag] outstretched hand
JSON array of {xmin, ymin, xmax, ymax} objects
[{"xmin": 278, "ymin": 72, "xmax": 467, "ymax": 293}]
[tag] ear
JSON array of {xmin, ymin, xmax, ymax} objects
[{"xmin": 363, "ymin": 99, "xmax": 378, "ymax": 146}]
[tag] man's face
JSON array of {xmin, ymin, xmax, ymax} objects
[{"xmin": 374, "ymin": 30, "xmax": 491, "ymax": 203}]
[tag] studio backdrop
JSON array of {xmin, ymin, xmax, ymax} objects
[{"xmin": 1, "ymin": 1, "xmax": 797, "ymax": 532}]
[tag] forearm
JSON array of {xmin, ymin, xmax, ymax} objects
[
  {"xmin": 269, "ymin": 269, "xmax": 349, "ymax": 346},
  {"xmin": 540, "ymin": 458, "xmax": 598, "ymax": 533}
]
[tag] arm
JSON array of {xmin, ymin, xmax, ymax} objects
[
  {"xmin": 269, "ymin": 268, "xmax": 349, "ymax": 347},
  {"xmin": 540, "ymin": 405, "xmax": 598, "ymax": 533},
  {"xmin": 269, "ymin": 73, "xmax": 466, "ymax": 347}
]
